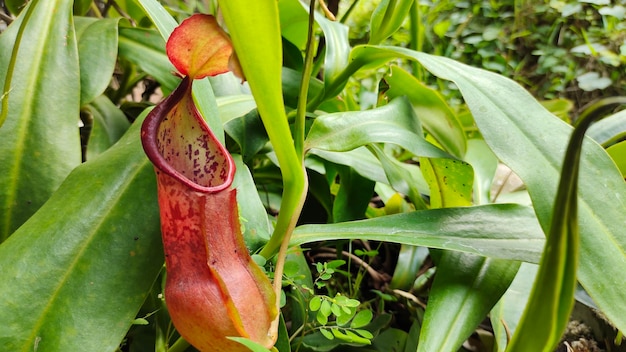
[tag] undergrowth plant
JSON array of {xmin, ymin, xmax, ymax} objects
[{"xmin": 0, "ymin": 0, "xmax": 625, "ymax": 352}]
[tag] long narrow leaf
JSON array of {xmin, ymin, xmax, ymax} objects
[
  {"xmin": 418, "ymin": 253, "xmax": 519, "ymax": 352},
  {"xmin": 417, "ymin": 155, "xmax": 515, "ymax": 352},
  {"xmin": 412, "ymin": 52, "xmax": 626, "ymax": 335},
  {"xmin": 329, "ymin": 45, "xmax": 626, "ymax": 333},
  {"xmin": 292, "ymin": 204, "xmax": 544, "ymax": 263}
]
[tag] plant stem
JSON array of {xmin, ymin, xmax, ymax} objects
[
  {"xmin": 167, "ymin": 337, "xmax": 191, "ymax": 352},
  {"xmin": 294, "ymin": 0, "xmax": 316, "ymax": 158},
  {"xmin": 409, "ymin": 1, "xmax": 422, "ymax": 80},
  {"xmin": 267, "ymin": 0, "xmax": 318, "ymax": 337}
]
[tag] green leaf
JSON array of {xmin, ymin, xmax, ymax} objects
[
  {"xmin": 118, "ymin": 27, "xmax": 180, "ymax": 95},
  {"xmin": 333, "ymin": 166, "xmax": 375, "ymax": 222},
  {"xmin": 606, "ymin": 140, "xmax": 626, "ymax": 177},
  {"xmin": 320, "ymin": 299, "xmax": 332, "ymax": 317},
  {"xmin": 216, "ymin": 94, "xmax": 257, "ymax": 123},
  {"xmin": 278, "ymin": 0, "xmax": 309, "ymax": 50},
  {"xmin": 292, "ymin": 204, "xmax": 544, "ymax": 263},
  {"xmin": 224, "ymin": 109, "xmax": 269, "ymax": 161},
  {"xmin": 309, "ymin": 148, "xmax": 396, "ymax": 188},
  {"xmin": 390, "ymin": 245, "xmax": 430, "ymax": 290},
  {"xmin": 315, "ymin": 9, "xmax": 350, "ymax": 85},
  {"xmin": 490, "ymin": 263, "xmax": 538, "ymax": 352},
  {"xmin": 320, "ymin": 328, "xmax": 335, "ymax": 340},
  {"xmin": 73, "ymin": 0, "xmax": 92, "ymax": 16},
  {"xmin": 373, "ymin": 328, "xmax": 408, "ymax": 352},
  {"xmin": 369, "ymin": 0, "xmax": 415, "ymax": 45},
  {"xmin": 351, "ymin": 310, "xmax": 374, "ymax": 329},
  {"xmin": 403, "ymin": 318, "xmax": 421, "ymax": 352},
  {"xmin": 420, "ymin": 158, "xmax": 473, "ymax": 208},
  {"xmin": 310, "ymin": 296, "xmax": 322, "ymax": 311},
  {"xmin": 232, "ymin": 155, "xmax": 273, "ymax": 250},
  {"xmin": 587, "ymin": 108, "xmax": 626, "ymax": 147},
  {"xmin": 506, "ymin": 98, "xmax": 626, "ymax": 352},
  {"xmin": 228, "ymin": 337, "xmax": 274, "ymax": 352},
  {"xmin": 336, "ymin": 45, "xmax": 626, "ymax": 334},
  {"xmin": 464, "ymin": 139, "xmax": 499, "ymax": 205},
  {"xmin": 75, "ymin": 17, "xmax": 120, "ymax": 106},
  {"xmin": 368, "ymin": 144, "xmax": 428, "ymax": 208},
  {"xmin": 4, "ymin": 0, "xmax": 27, "ymax": 15},
  {"xmin": 417, "ymin": 252, "xmax": 519, "ymax": 352},
  {"xmin": 411, "ymin": 52, "xmax": 626, "ymax": 337},
  {"xmin": 83, "ymin": 95, "xmax": 131, "ymax": 160},
  {"xmin": 385, "ymin": 65, "xmax": 466, "ymax": 158},
  {"xmin": 0, "ymin": 0, "xmax": 81, "ymax": 242},
  {"xmin": 317, "ymin": 310, "xmax": 329, "ymax": 326},
  {"xmin": 0, "ymin": 113, "xmax": 163, "ymax": 351},
  {"xmin": 305, "ymin": 97, "xmax": 450, "ymax": 160},
  {"xmin": 134, "ymin": 0, "xmax": 178, "ymax": 39}
]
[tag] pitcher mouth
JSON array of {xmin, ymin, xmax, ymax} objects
[{"xmin": 141, "ymin": 76, "xmax": 235, "ymax": 194}]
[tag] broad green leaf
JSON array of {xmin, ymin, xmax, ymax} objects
[
  {"xmin": 305, "ymin": 97, "xmax": 450, "ymax": 159},
  {"xmin": 506, "ymin": 98, "xmax": 626, "ymax": 352},
  {"xmin": 75, "ymin": 17, "xmax": 120, "ymax": 106},
  {"xmin": 540, "ymin": 98, "xmax": 573, "ymax": 121},
  {"xmin": 373, "ymin": 329, "xmax": 407, "ymax": 351},
  {"xmin": 232, "ymin": 155, "xmax": 273, "ymax": 250},
  {"xmin": 134, "ymin": 0, "xmax": 178, "ymax": 39},
  {"xmin": 0, "ymin": 113, "xmax": 163, "ymax": 351},
  {"xmin": 411, "ymin": 52, "xmax": 626, "ymax": 337},
  {"xmin": 118, "ymin": 27, "xmax": 179, "ymax": 94},
  {"xmin": 292, "ymin": 204, "xmax": 544, "ymax": 263},
  {"xmin": 420, "ymin": 158, "xmax": 473, "ymax": 208},
  {"xmin": 334, "ymin": 45, "xmax": 626, "ymax": 333},
  {"xmin": 417, "ymin": 253, "xmax": 519, "ymax": 352},
  {"xmin": 84, "ymin": 94, "xmax": 131, "ymax": 160},
  {"xmin": 418, "ymin": 149, "xmax": 509, "ymax": 352},
  {"xmin": 0, "ymin": 0, "xmax": 81, "ymax": 242},
  {"xmin": 403, "ymin": 320, "xmax": 421, "ymax": 352},
  {"xmin": 385, "ymin": 65, "xmax": 466, "ymax": 158},
  {"xmin": 369, "ymin": 0, "xmax": 415, "ymax": 45}
]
